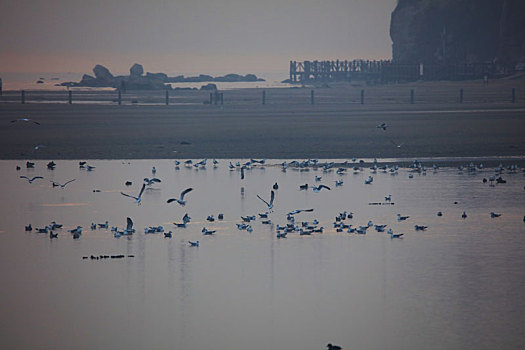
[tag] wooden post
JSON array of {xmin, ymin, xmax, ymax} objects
[
  {"xmin": 220, "ymin": 93, "xmax": 224, "ymax": 105},
  {"xmin": 21, "ymin": 90, "xmax": 26, "ymax": 104},
  {"xmin": 118, "ymin": 90, "xmax": 122, "ymax": 105},
  {"xmin": 459, "ymin": 88, "xmax": 463, "ymax": 104},
  {"xmin": 68, "ymin": 91, "xmax": 72, "ymax": 104},
  {"xmin": 410, "ymin": 89, "xmax": 414, "ymax": 104},
  {"xmin": 209, "ymin": 93, "xmax": 213, "ymax": 104},
  {"xmin": 165, "ymin": 90, "xmax": 169, "ymax": 105},
  {"xmin": 310, "ymin": 90, "xmax": 314, "ymax": 105},
  {"xmin": 360, "ymin": 89, "xmax": 364, "ymax": 104},
  {"xmin": 511, "ymin": 88, "xmax": 516, "ymax": 103},
  {"xmin": 262, "ymin": 90, "xmax": 266, "ymax": 105}
]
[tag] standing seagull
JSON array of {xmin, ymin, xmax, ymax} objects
[
  {"xmin": 167, "ymin": 188, "xmax": 193, "ymax": 206},
  {"xmin": 11, "ymin": 118, "xmax": 40, "ymax": 125},
  {"xmin": 121, "ymin": 183, "xmax": 146, "ymax": 205},
  {"xmin": 20, "ymin": 175, "xmax": 44, "ymax": 184},
  {"xmin": 257, "ymin": 190, "xmax": 275, "ymax": 211},
  {"xmin": 51, "ymin": 179, "xmax": 76, "ymax": 188}
]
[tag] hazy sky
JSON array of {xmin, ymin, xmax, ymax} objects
[{"xmin": 0, "ymin": 0, "xmax": 397, "ymax": 74}]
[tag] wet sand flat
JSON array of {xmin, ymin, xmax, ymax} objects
[{"xmin": 1, "ymin": 81, "xmax": 525, "ymax": 160}]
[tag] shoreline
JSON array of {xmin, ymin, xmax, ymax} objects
[{"xmin": 2, "ymin": 81, "xmax": 525, "ymax": 161}]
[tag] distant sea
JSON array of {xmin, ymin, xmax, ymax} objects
[{"xmin": 0, "ymin": 71, "xmax": 292, "ymax": 91}]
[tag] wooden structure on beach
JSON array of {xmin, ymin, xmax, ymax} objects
[
  {"xmin": 289, "ymin": 60, "xmax": 389, "ymax": 83},
  {"xmin": 290, "ymin": 60, "xmax": 496, "ymax": 83}
]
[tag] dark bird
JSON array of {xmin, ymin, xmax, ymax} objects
[
  {"xmin": 272, "ymin": 182, "xmax": 279, "ymax": 190},
  {"xmin": 167, "ymin": 188, "xmax": 193, "ymax": 206},
  {"xmin": 47, "ymin": 161, "xmax": 56, "ymax": 169},
  {"xmin": 299, "ymin": 184, "xmax": 309, "ymax": 190},
  {"xmin": 26, "ymin": 161, "xmax": 35, "ymax": 168},
  {"xmin": 20, "ymin": 175, "xmax": 43, "ymax": 184},
  {"xmin": 327, "ymin": 343, "xmax": 342, "ymax": 350},
  {"xmin": 121, "ymin": 183, "xmax": 146, "ymax": 204}
]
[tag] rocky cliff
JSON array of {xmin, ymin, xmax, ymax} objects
[{"xmin": 390, "ymin": 0, "xmax": 525, "ymax": 68}]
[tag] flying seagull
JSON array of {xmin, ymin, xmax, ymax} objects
[
  {"xmin": 257, "ymin": 190, "xmax": 275, "ymax": 211},
  {"xmin": 312, "ymin": 185, "xmax": 331, "ymax": 192},
  {"xmin": 20, "ymin": 175, "xmax": 44, "ymax": 184},
  {"xmin": 121, "ymin": 183, "xmax": 146, "ymax": 205},
  {"xmin": 51, "ymin": 179, "xmax": 76, "ymax": 189},
  {"xmin": 376, "ymin": 122, "xmax": 387, "ymax": 130},
  {"xmin": 287, "ymin": 208, "xmax": 314, "ymax": 215},
  {"xmin": 390, "ymin": 140, "xmax": 404, "ymax": 148},
  {"xmin": 11, "ymin": 118, "xmax": 40, "ymax": 125},
  {"xmin": 167, "ymin": 188, "xmax": 193, "ymax": 206},
  {"xmin": 144, "ymin": 177, "xmax": 161, "ymax": 186},
  {"xmin": 125, "ymin": 217, "xmax": 135, "ymax": 234}
]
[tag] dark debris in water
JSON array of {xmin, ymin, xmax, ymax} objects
[{"xmin": 82, "ymin": 254, "xmax": 134, "ymax": 260}]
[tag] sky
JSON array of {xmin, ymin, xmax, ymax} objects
[{"xmin": 0, "ymin": 0, "xmax": 397, "ymax": 75}]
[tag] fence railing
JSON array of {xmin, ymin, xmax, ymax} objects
[{"xmin": 0, "ymin": 84, "xmax": 521, "ymax": 106}]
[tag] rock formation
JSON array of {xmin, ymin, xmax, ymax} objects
[
  {"xmin": 390, "ymin": 0, "xmax": 525, "ymax": 69},
  {"xmin": 62, "ymin": 64, "xmax": 265, "ymax": 89}
]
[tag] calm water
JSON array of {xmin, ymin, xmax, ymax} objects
[{"xmin": 0, "ymin": 159, "xmax": 524, "ymax": 350}]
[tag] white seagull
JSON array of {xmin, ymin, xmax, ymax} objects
[
  {"xmin": 167, "ymin": 188, "xmax": 193, "ymax": 206},
  {"xmin": 11, "ymin": 118, "xmax": 40, "ymax": 125},
  {"xmin": 313, "ymin": 184, "xmax": 331, "ymax": 192},
  {"xmin": 144, "ymin": 177, "xmax": 161, "ymax": 186},
  {"xmin": 20, "ymin": 175, "xmax": 44, "ymax": 184},
  {"xmin": 121, "ymin": 183, "xmax": 146, "ymax": 205},
  {"xmin": 376, "ymin": 122, "xmax": 387, "ymax": 130},
  {"xmin": 390, "ymin": 140, "xmax": 404, "ymax": 148},
  {"xmin": 51, "ymin": 179, "xmax": 76, "ymax": 188},
  {"xmin": 257, "ymin": 190, "xmax": 275, "ymax": 211}
]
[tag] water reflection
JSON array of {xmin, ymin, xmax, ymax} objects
[{"xmin": 0, "ymin": 159, "xmax": 524, "ymax": 350}]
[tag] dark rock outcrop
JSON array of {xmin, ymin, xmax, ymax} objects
[
  {"xmin": 93, "ymin": 64, "xmax": 114, "ymax": 84},
  {"xmin": 129, "ymin": 63, "xmax": 144, "ymax": 77},
  {"xmin": 390, "ymin": 0, "xmax": 525, "ymax": 68},
  {"xmin": 61, "ymin": 64, "xmax": 265, "ymax": 89}
]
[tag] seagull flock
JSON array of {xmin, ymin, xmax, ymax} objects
[
  {"xmin": 16, "ymin": 155, "xmax": 524, "ymax": 249},
  {"xmin": 9, "ymin": 115, "xmax": 524, "ymax": 251}
]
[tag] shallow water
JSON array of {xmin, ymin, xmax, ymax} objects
[{"xmin": 1, "ymin": 159, "xmax": 524, "ymax": 350}]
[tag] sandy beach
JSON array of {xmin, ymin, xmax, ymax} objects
[{"xmin": 1, "ymin": 80, "xmax": 524, "ymax": 161}]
